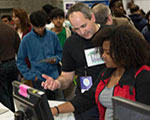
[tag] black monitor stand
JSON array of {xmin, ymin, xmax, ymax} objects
[{"xmin": 14, "ymin": 110, "xmax": 30, "ymax": 120}]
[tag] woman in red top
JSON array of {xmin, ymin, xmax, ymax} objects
[
  {"xmin": 12, "ymin": 8, "xmax": 31, "ymax": 39},
  {"xmin": 45, "ymin": 25, "xmax": 150, "ymax": 120},
  {"xmin": 12, "ymin": 8, "xmax": 32, "ymax": 84}
]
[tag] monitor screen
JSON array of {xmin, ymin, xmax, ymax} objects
[
  {"xmin": 112, "ymin": 96, "xmax": 150, "ymax": 120},
  {"xmin": 12, "ymin": 81, "xmax": 54, "ymax": 120}
]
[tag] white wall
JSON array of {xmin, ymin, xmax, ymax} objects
[
  {"xmin": 134, "ymin": 0, "xmax": 150, "ymax": 13},
  {"xmin": 0, "ymin": 0, "xmax": 60, "ymax": 16},
  {"xmin": 123, "ymin": 0, "xmax": 150, "ymax": 15}
]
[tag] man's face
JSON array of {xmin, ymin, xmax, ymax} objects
[
  {"xmin": 1, "ymin": 17, "xmax": 11, "ymax": 25},
  {"xmin": 69, "ymin": 11, "xmax": 96, "ymax": 39},
  {"xmin": 112, "ymin": 1, "xmax": 125, "ymax": 17},
  {"xmin": 51, "ymin": 16, "xmax": 65, "ymax": 28},
  {"xmin": 32, "ymin": 25, "xmax": 45, "ymax": 36}
]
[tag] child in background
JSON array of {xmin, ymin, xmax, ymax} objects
[{"xmin": 50, "ymin": 8, "xmax": 71, "ymax": 48}]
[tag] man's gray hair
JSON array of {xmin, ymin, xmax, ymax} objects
[
  {"xmin": 92, "ymin": 4, "xmax": 111, "ymax": 24},
  {"xmin": 67, "ymin": 2, "xmax": 93, "ymax": 20}
]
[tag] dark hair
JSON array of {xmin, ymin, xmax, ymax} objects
[
  {"xmin": 1, "ymin": 15, "xmax": 12, "ymax": 21},
  {"xmin": 30, "ymin": 10, "xmax": 47, "ymax": 27},
  {"xmin": 130, "ymin": 4, "xmax": 139, "ymax": 13},
  {"xmin": 93, "ymin": 25, "xmax": 150, "ymax": 68},
  {"xmin": 140, "ymin": 9, "xmax": 146, "ymax": 17},
  {"xmin": 12, "ymin": 8, "xmax": 30, "ymax": 33},
  {"xmin": 42, "ymin": 4, "xmax": 55, "ymax": 14},
  {"xmin": 146, "ymin": 10, "xmax": 150, "ymax": 21},
  {"xmin": 109, "ymin": 0, "xmax": 121, "ymax": 9},
  {"xmin": 50, "ymin": 8, "xmax": 65, "ymax": 19},
  {"xmin": 91, "ymin": 3, "xmax": 99, "ymax": 9},
  {"xmin": 42, "ymin": 4, "xmax": 56, "ymax": 24}
]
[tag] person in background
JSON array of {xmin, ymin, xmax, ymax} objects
[
  {"xmin": 16, "ymin": 10, "xmax": 64, "ymax": 101},
  {"xmin": 91, "ymin": 3, "xmax": 144, "ymax": 39},
  {"xmin": 1, "ymin": 15, "xmax": 12, "ymax": 25},
  {"xmin": 109, "ymin": 0, "xmax": 126, "ymax": 18},
  {"xmin": 42, "ymin": 2, "xmax": 105, "ymax": 120},
  {"xmin": 12, "ymin": 8, "xmax": 31, "ymax": 39},
  {"xmin": 129, "ymin": 4, "xmax": 147, "ymax": 32},
  {"xmin": 42, "ymin": 4, "xmax": 72, "ymax": 33},
  {"xmin": 50, "ymin": 8, "xmax": 74, "ymax": 100},
  {"xmin": 109, "ymin": 0, "xmax": 132, "ymax": 23},
  {"xmin": 140, "ymin": 9, "xmax": 146, "ymax": 18},
  {"xmin": 49, "ymin": 25, "xmax": 150, "ymax": 120},
  {"xmin": 42, "ymin": 4, "xmax": 56, "ymax": 29},
  {"xmin": 142, "ymin": 10, "xmax": 150, "ymax": 43},
  {"xmin": 92, "ymin": 3, "xmax": 129, "ymax": 25},
  {"xmin": 0, "ymin": 22, "xmax": 20, "ymax": 112},
  {"xmin": 12, "ymin": 8, "xmax": 32, "ymax": 85},
  {"xmin": 50, "ymin": 8, "xmax": 71, "ymax": 48}
]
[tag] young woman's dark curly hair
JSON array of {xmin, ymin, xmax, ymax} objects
[{"xmin": 93, "ymin": 25, "xmax": 150, "ymax": 68}]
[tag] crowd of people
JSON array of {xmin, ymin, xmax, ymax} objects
[{"xmin": 1, "ymin": 0, "xmax": 150, "ymax": 120}]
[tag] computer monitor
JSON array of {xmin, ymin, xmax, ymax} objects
[
  {"xmin": 12, "ymin": 81, "xmax": 54, "ymax": 120},
  {"xmin": 112, "ymin": 96, "xmax": 150, "ymax": 120}
]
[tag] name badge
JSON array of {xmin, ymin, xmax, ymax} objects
[
  {"xmin": 80, "ymin": 76, "xmax": 93, "ymax": 93},
  {"xmin": 84, "ymin": 48, "xmax": 104, "ymax": 67}
]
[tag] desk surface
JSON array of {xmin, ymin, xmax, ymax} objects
[
  {"xmin": 0, "ymin": 101, "xmax": 75, "ymax": 120},
  {"xmin": 0, "ymin": 103, "xmax": 14, "ymax": 120},
  {"xmin": 48, "ymin": 101, "xmax": 75, "ymax": 120}
]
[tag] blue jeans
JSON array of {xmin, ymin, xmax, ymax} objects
[{"xmin": 0, "ymin": 60, "xmax": 17, "ymax": 112}]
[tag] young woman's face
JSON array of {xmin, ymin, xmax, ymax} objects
[
  {"xmin": 12, "ymin": 13, "xmax": 20, "ymax": 26},
  {"xmin": 101, "ymin": 40, "xmax": 117, "ymax": 68}
]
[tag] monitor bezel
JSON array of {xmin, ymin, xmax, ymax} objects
[
  {"xmin": 12, "ymin": 81, "xmax": 54, "ymax": 120},
  {"xmin": 112, "ymin": 96, "xmax": 150, "ymax": 120}
]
